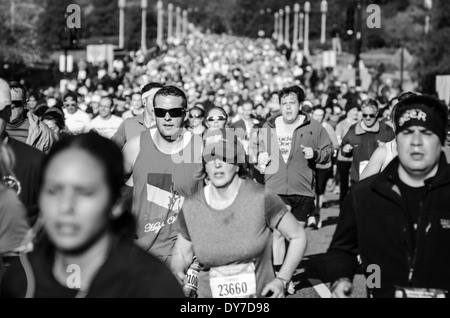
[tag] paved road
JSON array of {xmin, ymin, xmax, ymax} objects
[{"xmin": 287, "ymin": 188, "xmax": 367, "ymax": 298}]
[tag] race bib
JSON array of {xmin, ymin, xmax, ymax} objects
[
  {"xmin": 209, "ymin": 263, "xmax": 257, "ymax": 298},
  {"xmin": 395, "ymin": 286, "xmax": 447, "ymax": 298}
]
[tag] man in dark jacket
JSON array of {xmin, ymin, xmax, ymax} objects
[
  {"xmin": 341, "ymin": 98, "xmax": 395, "ymax": 184},
  {"xmin": 328, "ymin": 95, "xmax": 450, "ymax": 298}
]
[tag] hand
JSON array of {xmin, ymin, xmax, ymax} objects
[
  {"xmin": 301, "ymin": 145, "xmax": 314, "ymax": 160},
  {"xmin": 261, "ymin": 278, "xmax": 286, "ymax": 298},
  {"xmin": 342, "ymin": 144, "xmax": 353, "ymax": 153},
  {"xmin": 331, "ymin": 279, "xmax": 353, "ymax": 298},
  {"xmin": 258, "ymin": 152, "xmax": 271, "ymax": 172}
]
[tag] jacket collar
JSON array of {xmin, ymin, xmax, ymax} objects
[
  {"xmin": 372, "ymin": 154, "xmax": 450, "ymax": 197},
  {"xmin": 266, "ymin": 111, "xmax": 311, "ymax": 129},
  {"xmin": 355, "ymin": 121, "xmax": 380, "ymax": 136}
]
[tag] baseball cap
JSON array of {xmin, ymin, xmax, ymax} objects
[{"xmin": 202, "ymin": 128, "xmax": 247, "ymax": 165}]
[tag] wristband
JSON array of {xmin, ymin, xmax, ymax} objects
[{"xmin": 275, "ymin": 276, "xmax": 289, "ymax": 290}]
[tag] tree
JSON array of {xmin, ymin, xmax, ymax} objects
[
  {"xmin": 413, "ymin": 0, "xmax": 450, "ymax": 94},
  {"xmin": 0, "ymin": 0, "xmax": 46, "ymax": 80}
]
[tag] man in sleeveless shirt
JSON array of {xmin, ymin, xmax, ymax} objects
[{"xmin": 123, "ymin": 86, "xmax": 203, "ymax": 266}]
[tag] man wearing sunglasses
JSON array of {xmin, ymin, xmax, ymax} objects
[
  {"xmin": 112, "ymin": 83, "xmax": 163, "ymax": 149},
  {"xmin": 5, "ymin": 82, "xmax": 56, "ymax": 153},
  {"xmin": 62, "ymin": 91, "xmax": 91, "ymax": 135},
  {"xmin": 0, "ymin": 78, "xmax": 45, "ymax": 226},
  {"xmin": 123, "ymin": 85, "xmax": 203, "ymax": 265},
  {"xmin": 341, "ymin": 98, "xmax": 395, "ymax": 184}
]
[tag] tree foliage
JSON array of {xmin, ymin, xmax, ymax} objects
[{"xmin": 413, "ymin": 0, "xmax": 450, "ymax": 93}]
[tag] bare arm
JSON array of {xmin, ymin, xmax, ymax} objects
[
  {"xmin": 170, "ymin": 233, "xmax": 194, "ymax": 285},
  {"xmin": 262, "ymin": 212, "xmax": 307, "ymax": 298},
  {"xmin": 122, "ymin": 134, "xmax": 141, "ymax": 176},
  {"xmin": 360, "ymin": 145, "xmax": 387, "ymax": 180}
]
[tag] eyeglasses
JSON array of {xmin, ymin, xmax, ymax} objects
[
  {"xmin": 207, "ymin": 116, "xmax": 227, "ymax": 122},
  {"xmin": 362, "ymin": 113, "xmax": 377, "ymax": 119},
  {"xmin": 189, "ymin": 114, "xmax": 203, "ymax": 119},
  {"xmin": 154, "ymin": 107, "xmax": 185, "ymax": 118}
]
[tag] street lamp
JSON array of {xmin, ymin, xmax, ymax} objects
[
  {"xmin": 141, "ymin": 0, "xmax": 148, "ymax": 52},
  {"xmin": 274, "ymin": 12, "xmax": 279, "ymax": 41},
  {"xmin": 284, "ymin": 6, "xmax": 291, "ymax": 48},
  {"xmin": 118, "ymin": 0, "xmax": 126, "ymax": 49},
  {"xmin": 176, "ymin": 7, "xmax": 181, "ymax": 44},
  {"xmin": 157, "ymin": 0, "xmax": 163, "ymax": 48},
  {"xmin": 168, "ymin": 3, "xmax": 173, "ymax": 44},
  {"xmin": 304, "ymin": 1, "xmax": 311, "ymax": 57},
  {"xmin": 292, "ymin": 4, "xmax": 300, "ymax": 51},
  {"xmin": 321, "ymin": 0, "xmax": 328, "ymax": 45},
  {"xmin": 277, "ymin": 9, "xmax": 284, "ymax": 47},
  {"xmin": 182, "ymin": 10, "xmax": 188, "ymax": 40},
  {"xmin": 424, "ymin": 0, "xmax": 433, "ymax": 35}
]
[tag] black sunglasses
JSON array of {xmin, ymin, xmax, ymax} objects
[
  {"xmin": 189, "ymin": 113, "xmax": 203, "ymax": 119},
  {"xmin": 207, "ymin": 116, "xmax": 227, "ymax": 122},
  {"xmin": 154, "ymin": 108, "xmax": 185, "ymax": 118},
  {"xmin": 362, "ymin": 113, "xmax": 377, "ymax": 118}
]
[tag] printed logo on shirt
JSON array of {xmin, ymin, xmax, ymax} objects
[{"xmin": 440, "ymin": 219, "xmax": 450, "ymax": 230}]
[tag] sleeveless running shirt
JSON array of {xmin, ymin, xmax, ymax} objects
[{"xmin": 132, "ymin": 128, "xmax": 203, "ymax": 261}]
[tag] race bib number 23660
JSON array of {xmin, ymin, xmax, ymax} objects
[{"xmin": 209, "ymin": 263, "xmax": 257, "ymax": 298}]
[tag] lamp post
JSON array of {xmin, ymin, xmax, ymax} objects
[
  {"xmin": 299, "ymin": 13, "xmax": 304, "ymax": 44},
  {"xmin": 156, "ymin": 1, "xmax": 163, "ymax": 48},
  {"xmin": 118, "ymin": 0, "xmax": 126, "ymax": 49},
  {"xmin": 176, "ymin": 7, "xmax": 181, "ymax": 44},
  {"xmin": 274, "ymin": 12, "xmax": 279, "ymax": 41},
  {"xmin": 284, "ymin": 6, "xmax": 291, "ymax": 48},
  {"xmin": 355, "ymin": 0, "xmax": 363, "ymax": 87},
  {"xmin": 277, "ymin": 9, "xmax": 284, "ymax": 47},
  {"xmin": 292, "ymin": 4, "xmax": 300, "ymax": 51},
  {"xmin": 141, "ymin": 0, "xmax": 147, "ymax": 52},
  {"xmin": 304, "ymin": 1, "xmax": 311, "ymax": 57},
  {"xmin": 424, "ymin": 0, "xmax": 433, "ymax": 35},
  {"xmin": 168, "ymin": 3, "xmax": 173, "ymax": 44},
  {"xmin": 321, "ymin": 0, "xmax": 328, "ymax": 45},
  {"xmin": 182, "ymin": 10, "xmax": 188, "ymax": 40}
]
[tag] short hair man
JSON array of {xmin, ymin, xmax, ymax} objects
[
  {"xmin": 340, "ymin": 98, "xmax": 395, "ymax": 184},
  {"xmin": 6, "ymin": 82, "xmax": 56, "ymax": 153},
  {"xmin": 0, "ymin": 78, "xmax": 45, "ymax": 226},
  {"xmin": 112, "ymin": 83, "xmax": 163, "ymax": 149},
  {"xmin": 88, "ymin": 96, "xmax": 123, "ymax": 139},
  {"xmin": 256, "ymin": 85, "xmax": 332, "ymax": 286},
  {"xmin": 328, "ymin": 95, "xmax": 450, "ymax": 298},
  {"xmin": 123, "ymin": 85, "xmax": 203, "ymax": 265},
  {"xmin": 62, "ymin": 91, "xmax": 91, "ymax": 135}
]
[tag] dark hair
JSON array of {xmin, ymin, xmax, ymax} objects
[
  {"xmin": 205, "ymin": 106, "xmax": 228, "ymax": 121},
  {"xmin": 62, "ymin": 91, "xmax": 78, "ymax": 102},
  {"xmin": 279, "ymin": 85, "xmax": 305, "ymax": 104},
  {"xmin": 42, "ymin": 111, "xmax": 66, "ymax": 131},
  {"xmin": 141, "ymin": 82, "xmax": 164, "ymax": 95},
  {"xmin": 9, "ymin": 81, "xmax": 27, "ymax": 102},
  {"xmin": 40, "ymin": 133, "xmax": 135, "ymax": 239},
  {"xmin": 361, "ymin": 98, "xmax": 379, "ymax": 111},
  {"xmin": 153, "ymin": 85, "xmax": 188, "ymax": 109}
]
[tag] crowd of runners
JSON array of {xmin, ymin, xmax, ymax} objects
[{"xmin": 1, "ymin": 32, "xmax": 450, "ymax": 298}]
